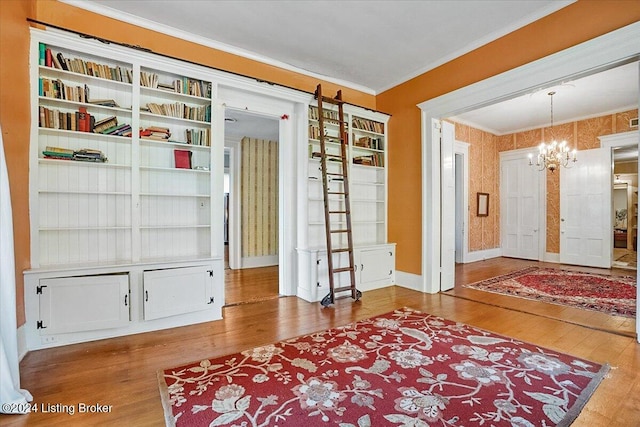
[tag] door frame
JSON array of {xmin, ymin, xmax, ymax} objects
[
  {"xmin": 454, "ymin": 141, "xmax": 470, "ymax": 264},
  {"xmin": 418, "ymin": 21, "xmax": 640, "ymax": 295}
]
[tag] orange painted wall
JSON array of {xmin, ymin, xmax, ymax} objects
[
  {"xmin": 0, "ymin": 0, "xmax": 35, "ymax": 327},
  {"xmin": 378, "ymin": 0, "xmax": 640, "ymax": 274}
]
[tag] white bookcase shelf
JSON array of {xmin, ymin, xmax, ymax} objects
[
  {"xmin": 25, "ymin": 30, "xmax": 223, "ymax": 351},
  {"xmin": 298, "ymin": 103, "xmax": 394, "ymax": 302}
]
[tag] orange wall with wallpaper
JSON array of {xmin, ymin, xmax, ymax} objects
[
  {"xmin": 454, "ymin": 109, "xmax": 638, "ymax": 255},
  {"xmin": 378, "ymin": 0, "xmax": 640, "ymax": 275}
]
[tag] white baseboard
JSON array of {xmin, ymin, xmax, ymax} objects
[
  {"xmin": 241, "ymin": 255, "xmax": 278, "ymax": 269},
  {"xmin": 464, "ymin": 248, "xmax": 502, "ymax": 263},
  {"xmin": 394, "ymin": 271, "xmax": 424, "ymax": 293},
  {"xmin": 17, "ymin": 323, "xmax": 28, "ymax": 361},
  {"xmin": 544, "ymin": 252, "xmax": 560, "ymax": 263}
]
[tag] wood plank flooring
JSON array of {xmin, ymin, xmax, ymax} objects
[{"xmin": 2, "ymin": 258, "xmax": 638, "ymax": 426}]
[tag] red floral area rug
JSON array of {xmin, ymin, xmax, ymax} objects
[
  {"xmin": 158, "ymin": 307, "xmax": 609, "ymax": 426},
  {"xmin": 463, "ymin": 267, "xmax": 636, "ymax": 318}
]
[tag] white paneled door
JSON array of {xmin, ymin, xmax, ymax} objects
[
  {"xmin": 560, "ymin": 147, "xmax": 612, "ymax": 268},
  {"xmin": 500, "ymin": 152, "xmax": 542, "ymax": 260}
]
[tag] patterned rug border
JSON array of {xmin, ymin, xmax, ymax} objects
[
  {"xmin": 157, "ymin": 307, "xmax": 611, "ymax": 427},
  {"xmin": 462, "ymin": 267, "xmax": 637, "ymax": 318}
]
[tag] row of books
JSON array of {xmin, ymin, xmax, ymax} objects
[
  {"xmin": 144, "ymin": 102, "xmax": 211, "ymax": 122},
  {"xmin": 39, "ymin": 78, "xmax": 88, "ymax": 103},
  {"xmin": 308, "ymin": 106, "xmax": 340, "ymax": 121},
  {"xmin": 139, "ymin": 126, "xmax": 210, "ymax": 146},
  {"xmin": 352, "ymin": 117, "xmax": 384, "ymax": 134},
  {"xmin": 39, "ymin": 106, "xmax": 131, "ymax": 137},
  {"xmin": 140, "ymin": 71, "xmax": 212, "ymax": 98},
  {"xmin": 42, "ymin": 146, "xmax": 107, "ymax": 163},
  {"xmin": 39, "ymin": 44, "xmax": 133, "ymax": 84},
  {"xmin": 353, "ymin": 154, "xmax": 384, "ymax": 167},
  {"xmin": 308, "ymin": 125, "xmax": 345, "ymax": 142},
  {"xmin": 353, "ymin": 135, "xmax": 383, "ymax": 150}
]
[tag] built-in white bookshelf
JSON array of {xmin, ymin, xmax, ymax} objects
[
  {"xmin": 26, "ymin": 30, "xmax": 223, "ymax": 351},
  {"xmin": 299, "ymin": 103, "xmax": 394, "ymax": 302}
]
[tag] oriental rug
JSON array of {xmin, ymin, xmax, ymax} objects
[
  {"xmin": 158, "ymin": 307, "xmax": 609, "ymax": 427},
  {"xmin": 462, "ymin": 267, "xmax": 636, "ymax": 318}
]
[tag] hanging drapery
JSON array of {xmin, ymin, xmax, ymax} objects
[{"xmin": 0, "ymin": 126, "xmax": 32, "ymax": 414}]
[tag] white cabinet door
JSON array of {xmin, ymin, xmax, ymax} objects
[
  {"xmin": 38, "ymin": 274, "xmax": 129, "ymax": 335},
  {"xmin": 143, "ymin": 266, "xmax": 214, "ymax": 321},
  {"xmin": 356, "ymin": 246, "xmax": 395, "ymax": 291}
]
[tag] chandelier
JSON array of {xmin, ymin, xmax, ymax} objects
[{"xmin": 528, "ymin": 91, "xmax": 577, "ymax": 173}]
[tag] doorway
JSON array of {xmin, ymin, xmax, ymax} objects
[
  {"xmin": 223, "ymin": 109, "xmax": 280, "ymax": 305},
  {"xmin": 612, "ymin": 150, "xmax": 639, "ymax": 270},
  {"xmin": 418, "ymin": 23, "xmax": 639, "ymax": 340}
]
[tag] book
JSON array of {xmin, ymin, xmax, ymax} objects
[
  {"xmin": 93, "ymin": 116, "xmax": 118, "ymax": 133},
  {"xmin": 56, "ymin": 52, "xmax": 68, "ymax": 71},
  {"xmin": 39, "ymin": 43, "xmax": 46, "ymax": 66},
  {"xmin": 78, "ymin": 107, "xmax": 88, "ymax": 132},
  {"xmin": 174, "ymin": 149, "xmax": 192, "ymax": 169},
  {"xmin": 88, "ymin": 99, "xmax": 119, "ymax": 107}
]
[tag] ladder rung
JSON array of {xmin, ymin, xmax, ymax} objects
[
  {"xmin": 330, "ymin": 229, "xmax": 351, "ymax": 233},
  {"xmin": 327, "ymin": 172, "xmax": 344, "ymax": 177},
  {"xmin": 333, "ymin": 286, "xmax": 356, "ymax": 293},
  {"xmin": 332, "ymin": 267, "xmax": 354, "ymax": 273},
  {"xmin": 329, "ymin": 210, "xmax": 348, "ymax": 214},
  {"xmin": 328, "ymin": 191, "xmax": 346, "ymax": 195},
  {"xmin": 319, "ymin": 96, "xmax": 344, "ymax": 106},
  {"xmin": 330, "ymin": 248, "xmax": 352, "ymax": 253}
]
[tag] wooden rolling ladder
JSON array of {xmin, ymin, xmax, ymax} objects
[{"xmin": 314, "ymin": 84, "xmax": 361, "ymax": 307}]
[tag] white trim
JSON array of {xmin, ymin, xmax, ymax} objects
[
  {"xmin": 599, "ymin": 130, "xmax": 639, "ymax": 149},
  {"xmin": 419, "ymin": 21, "xmax": 640, "ymax": 294},
  {"xmin": 464, "ymin": 248, "xmax": 502, "ymax": 263},
  {"xmin": 17, "ymin": 323, "xmax": 27, "ymax": 361},
  {"xmin": 241, "ymin": 255, "xmax": 278, "ymax": 269},
  {"xmin": 394, "ymin": 271, "xmax": 424, "ymax": 293},
  {"xmin": 57, "ymin": 1, "xmax": 375, "ymax": 95},
  {"xmin": 454, "ymin": 141, "xmax": 470, "ymax": 263},
  {"xmin": 544, "ymin": 252, "xmax": 561, "ymax": 263}
]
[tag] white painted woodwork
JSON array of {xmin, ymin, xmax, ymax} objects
[
  {"xmin": 142, "ymin": 266, "xmax": 213, "ymax": 321},
  {"xmin": 38, "ymin": 274, "xmax": 129, "ymax": 335},
  {"xmin": 298, "ymin": 101, "xmax": 393, "ymax": 300},
  {"xmin": 560, "ymin": 148, "xmax": 612, "ymax": 268},
  {"xmin": 296, "ymin": 244, "xmax": 396, "ymax": 302},
  {"xmin": 356, "ymin": 245, "xmax": 395, "ymax": 290},
  {"xmin": 440, "ymin": 120, "xmax": 455, "ymax": 291},
  {"xmin": 25, "ymin": 28, "xmax": 309, "ymax": 349},
  {"xmin": 418, "ymin": 21, "xmax": 640, "ymax": 294},
  {"xmin": 500, "ymin": 150, "xmax": 542, "ymax": 260}
]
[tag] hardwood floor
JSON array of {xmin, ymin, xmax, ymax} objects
[
  {"xmin": 2, "ymin": 258, "xmax": 638, "ymax": 426},
  {"xmin": 452, "ymin": 257, "xmax": 637, "ymax": 338},
  {"xmin": 224, "ymin": 265, "xmax": 279, "ymax": 306}
]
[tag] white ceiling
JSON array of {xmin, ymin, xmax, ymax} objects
[{"xmin": 69, "ymin": 0, "xmax": 638, "ymax": 140}]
